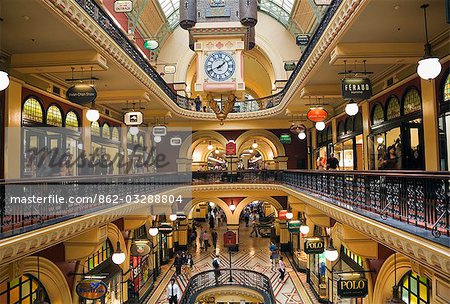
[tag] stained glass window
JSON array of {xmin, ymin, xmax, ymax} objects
[
  {"xmin": 85, "ymin": 240, "xmax": 113, "ymax": 271},
  {"xmin": 399, "ymin": 271, "xmax": 430, "ymax": 304},
  {"xmin": 403, "ymin": 88, "xmax": 422, "ymax": 114},
  {"xmin": 102, "ymin": 122, "xmax": 111, "ymax": 138},
  {"xmin": 23, "ymin": 97, "xmax": 44, "ymax": 123},
  {"xmin": 372, "ymin": 104, "xmax": 384, "ymax": 125},
  {"xmin": 46, "ymin": 105, "xmax": 63, "ymax": 127},
  {"xmin": 0, "ymin": 275, "xmax": 50, "ymax": 304},
  {"xmin": 342, "ymin": 246, "xmax": 363, "ymax": 268},
  {"xmin": 386, "ymin": 96, "xmax": 401, "ymax": 120},
  {"xmin": 112, "ymin": 127, "xmax": 120, "ymax": 141},
  {"xmin": 65, "ymin": 111, "xmax": 80, "ymax": 130},
  {"xmin": 91, "ymin": 121, "xmax": 101, "ymax": 137},
  {"xmin": 444, "ymin": 73, "xmax": 450, "ymax": 102}
]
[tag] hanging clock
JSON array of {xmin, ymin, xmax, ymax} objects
[{"xmin": 204, "ymin": 51, "xmax": 236, "ymax": 82}]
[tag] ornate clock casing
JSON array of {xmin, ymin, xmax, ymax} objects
[{"xmin": 204, "ymin": 51, "xmax": 236, "ymax": 82}]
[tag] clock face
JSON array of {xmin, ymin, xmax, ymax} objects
[{"xmin": 205, "ymin": 52, "xmax": 236, "ymax": 82}]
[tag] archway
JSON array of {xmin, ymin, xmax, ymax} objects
[
  {"xmin": 236, "ymin": 130, "xmax": 286, "ymax": 158},
  {"xmin": 233, "ymin": 196, "xmax": 283, "ymax": 225},
  {"xmin": 185, "ymin": 197, "xmax": 233, "ymax": 224}
]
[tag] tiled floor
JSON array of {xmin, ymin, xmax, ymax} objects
[{"xmin": 152, "ymin": 221, "xmax": 318, "ymax": 304}]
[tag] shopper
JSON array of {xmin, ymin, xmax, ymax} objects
[
  {"xmin": 269, "ymin": 242, "xmax": 278, "ymax": 270},
  {"xmin": 211, "ymin": 229, "xmax": 218, "ymax": 249},
  {"xmin": 212, "ymin": 255, "xmax": 221, "ymax": 285},
  {"xmin": 244, "ymin": 211, "xmax": 250, "ymax": 227},
  {"xmin": 199, "ymin": 227, "xmax": 204, "ymax": 251},
  {"xmin": 327, "ymin": 153, "xmax": 340, "ymax": 170},
  {"xmin": 174, "ymin": 253, "xmax": 182, "ymax": 277},
  {"xmin": 167, "ymin": 278, "xmax": 181, "ymax": 304},
  {"xmin": 203, "ymin": 230, "xmax": 210, "ymax": 251},
  {"xmin": 194, "ymin": 96, "xmax": 201, "ymax": 112},
  {"xmin": 278, "ymin": 256, "xmax": 286, "ymax": 281},
  {"xmin": 250, "ymin": 219, "xmax": 259, "ymax": 237},
  {"xmin": 184, "ymin": 254, "xmax": 194, "ymax": 279}
]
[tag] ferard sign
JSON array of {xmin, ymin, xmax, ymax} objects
[
  {"xmin": 304, "ymin": 238, "xmax": 325, "ymax": 254},
  {"xmin": 337, "ymin": 278, "xmax": 369, "ymax": 298}
]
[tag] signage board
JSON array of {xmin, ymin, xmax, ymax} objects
[
  {"xmin": 164, "ymin": 65, "xmax": 176, "ymax": 74},
  {"xmin": 284, "ymin": 62, "xmax": 296, "ymax": 71},
  {"xmin": 314, "ymin": 0, "xmax": 333, "ymax": 5},
  {"xmin": 114, "ymin": 0, "xmax": 133, "ymax": 13},
  {"xmin": 288, "ymin": 220, "xmax": 300, "ymax": 233},
  {"xmin": 176, "ymin": 212, "xmax": 187, "ymax": 220},
  {"xmin": 144, "ymin": 39, "xmax": 159, "ymax": 50},
  {"xmin": 337, "ymin": 278, "xmax": 369, "ymax": 298},
  {"xmin": 226, "ymin": 141, "xmax": 237, "ymax": 156},
  {"xmin": 170, "ymin": 137, "xmax": 182, "ymax": 146},
  {"xmin": 307, "ymin": 108, "xmax": 328, "ymax": 122},
  {"xmin": 341, "ymin": 78, "xmax": 372, "ymax": 100},
  {"xmin": 296, "ymin": 34, "xmax": 310, "ymax": 46},
  {"xmin": 280, "ymin": 134, "xmax": 292, "ymax": 144},
  {"xmin": 130, "ymin": 241, "xmax": 151, "ymax": 256},
  {"xmin": 124, "ymin": 111, "xmax": 143, "ymax": 126},
  {"xmin": 153, "ymin": 126, "xmax": 167, "ymax": 136},
  {"xmin": 76, "ymin": 279, "xmax": 108, "ymax": 300},
  {"xmin": 158, "ymin": 223, "xmax": 173, "ymax": 235},
  {"xmin": 278, "ymin": 210, "xmax": 288, "ymax": 220},
  {"xmin": 304, "ymin": 238, "xmax": 325, "ymax": 254},
  {"xmin": 66, "ymin": 84, "xmax": 97, "ymax": 105},
  {"xmin": 223, "ymin": 231, "xmax": 236, "ymax": 247}
]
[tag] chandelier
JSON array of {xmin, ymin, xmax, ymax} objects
[{"xmin": 209, "ymin": 94, "xmax": 237, "ymax": 125}]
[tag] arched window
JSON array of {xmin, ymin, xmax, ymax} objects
[
  {"xmin": 65, "ymin": 111, "xmax": 80, "ymax": 130},
  {"xmin": 386, "ymin": 96, "xmax": 401, "ymax": 120},
  {"xmin": 138, "ymin": 135, "xmax": 144, "ymax": 146},
  {"xmin": 372, "ymin": 104, "xmax": 384, "ymax": 125},
  {"xmin": 345, "ymin": 117, "xmax": 353, "ymax": 134},
  {"xmin": 127, "ymin": 132, "xmax": 133, "ymax": 144},
  {"xmin": 326, "ymin": 127, "xmax": 332, "ymax": 142},
  {"xmin": 399, "ymin": 270, "xmax": 430, "ymax": 304},
  {"xmin": 91, "ymin": 121, "xmax": 100, "ymax": 137},
  {"xmin": 23, "ymin": 97, "xmax": 44, "ymax": 123},
  {"xmin": 85, "ymin": 240, "xmax": 113, "ymax": 271},
  {"xmin": 403, "ymin": 88, "xmax": 422, "ymax": 115},
  {"xmin": 354, "ymin": 113, "xmax": 363, "ymax": 133},
  {"xmin": 337, "ymin": 122, "xmax": 344, "ymax": 137},
  {"xmin": 112, "ymin": 127, "xmax": 120, "ymax": 141},
  {"xmin": 0, "ymin": 274, "xmax": 50, "ymax": 303},
  {"xmin": 443, "ymin": 73, "xmax": 450, "ymax": 103},
  {"xmin": 102, "ymin": 122, "xmax": 111, "ymax": 138},
  {"xmin": 46, "ymin": 104, "xmax": 63, "ymax": 126}
]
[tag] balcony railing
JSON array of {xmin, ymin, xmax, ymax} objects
[
  {"xmin": 179, "ymin": 268, "xmax": 276, "ymax": 304},
  {"xmin": 70, "ymin": 0, "xmax": 343, "ymax": 114}
]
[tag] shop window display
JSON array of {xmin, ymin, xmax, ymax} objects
[
  {"xmin": 0, "ymin": 274, "xmax": 50, "ymax": 304},
  {"xmin": 23, "ymin": 97, "xmax": 44, "ymax": 123},
  {"xmin": 370, "ymin": 127, "xmax": 402, "ymax": 170},
  {"xmin": 399, "ymin": 271, "xmax": 430, "ymax": 304}
]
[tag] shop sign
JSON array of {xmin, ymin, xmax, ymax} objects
[
  {"xmin": 144, "ymin": 39, "xmax": 159, "ymax": 50},
  {"xmin": 124, "ymin": 111, "xmax": 143, "ymax": 126},
  {"xmin": 341, "ymin": 78, "xmax": 372, "ymax": 100},
  {"xmin": 176, "ymin": 212, "xmax": 187, "ymax": 220},
  {"xmin": 304, "ymin": 238, "xmax": 325, "ymax": 254},
  {"xmin": 223, "ymin": 231, "xmax": 236, "ymax": 247},
  {"xmin": 114, "ymin": 1, "xmax": 133, "ymax": 13},
  {"xmin": 337, "ymin": 278, "xmax": 369, "ymax": 298},
  {"xmin": 130, "ymin": 240, "xmax": 151, "ymax": 256},
  {"xmin": 158, "ymin": 223, "xmax": 173, "ymax": 235},
  {"xmin": 278, "ymin": 210, "xmax": 288, "ymax": 220},
  {"xmin": 66, "ymin": 84, "xmax": 97, "ymax": 105},
  {"xmin": 226, "ymin": 140, "xmax": 237, "ymax": 156},
  {"xmin": 288, "ymin": 220, "xmax": 300, "ymax": 233},
  {"xmin": 307, "ymin": 108, "xmax": 328, "ymax": 122},
  {"xmin": 279, "ymin": 134, "xmax": 291, "ymax": 144},
  {"xmin": 164, "ymin": 65, "xmax": 176, "ymax": 74},
  {"xmin": 284, "ymin": 62, "xmax": 296, "ymax": 71},
  {"xmin": 76, "ymin": 279, "xmax": 108, "ymax": 300},
  {"xmin": 296, "ymin": 34, "xmax": 310, "ymax": 46},
  {"xmin": 314, "ymin": 0, "xmax": 333, "ymax": 5}
]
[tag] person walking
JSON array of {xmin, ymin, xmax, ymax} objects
[
  {"xmin": 194, "ymin": 96, "xmax": 201, "ymax": 112},
  {"xmin": 327, "ymin": 153, "xmax": 340, "ymax": 170},
  {"xmin": 244, "ymin": 211, "xmax": 250, "ymax": 227},
  {"xmin": 199, "ymin": 227, "xmax": 204, "ymax": 251},
  {"xmin": 250, "ymin": 219, "xmax": 259, "ymax": 237},
  {"xmin": 278, "ymin": 256, "xmax": 286, "ymax": 281},
  {"xmin": 269, "ymin": 242, "xmax": 278, "ymax": 271},
  {"xmin": 167, "ymin": 278, "xmax": 181, "ymax": 304},
  {"xmin": 212, "ymin": 255, "xmax": 221, "ymax": 286},
  {"xmin": 174, "ymin": 253, "xmax": 182, "ymax": 277},
  {"xmin": 184, "ymin": 254, "xmax": 194, "ymax": 279},
  {"xmin": 203, "ymin": 230, "xmax": 210, "ymax": 251},
  {"xmin": 211, "ymin": 229, "xmax": 218, "ymax": 249}
]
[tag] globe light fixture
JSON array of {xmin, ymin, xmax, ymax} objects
[
  {"xmin": 324, "ymin": 239, "xmax": 339, "ymax": 262},
  {"xmin": 149, "ymin": 227, "xmax": 159, "ymax": 236},
  {"xmin": 86, "ymin": 109, "xmax": 100, "ymax": 122},
  {"xmin": 229, "ymin": 202, "xmax": 236, "ymax": 212},
  {"xmin": 207, "ymin": 141, "xmax": 213, "ymax": 150},
  {"xmin": 315, "ymin": 121, "xmax": 325, "ymax": 131},
  {"xmin": 345, "ymin": 100, "xmax": 359, "ymax": 116},
  {"xmin": 298, "ymin": 132, "xmax": 306, "ymax": 140},
  {"xmin": 417, "ymin": 4, "xmax": 441, "ymax": 80},
  {"xmin": 300, "ymin": 224, "xmax": 310, "ymax": 235},
  {"xmin": 154, "ymin": 135, "xmax": 162, "ymax": 143},
  {"xmin": 129, "ymin": 126, "xmax": 139, "ymax": 136},
  {"xmin": 0, "ymin": 71, "xmax": 10, "ymax": 91},
  {"xmin": 252, "ymin": 140, "xmax": 258, "ymax": 149},
  {"xmin": 169, "ymin": 214, "xmax": 178, "ymax": 221},
  {"xmin": 215, "ymin": 147, "xmax": 220, "ymax": 154},
  {"xmin": 377, "ymin": 136, "xmax": 384, "ymax": 144},
  {"xmin": 249, "ymin": 147, "xmax": 254, "ymax": 154},
  {"xmin": 286, "ymin": 212, "xmax": 293, "ymax": 220},
  {"xmin": 112, "ymin": 241, "xmax": 126, "ymax": 265}
]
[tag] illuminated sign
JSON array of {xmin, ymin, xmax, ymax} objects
[
  {"xmin": 124, "ymin": 111, "xmax": 143, "ymax": 126},
  {"xmin": 76, "ymin": 279, "xmax": 108, "ymax": 300},
  {"xmin": 66, "ymin": 84, "xmax": 97, "ymax": 105},
  {"xmin": 304, "ymin": 238, "xmax": 325, "ymax": 254},
  {"xmin": 341, "ymin": 78, "xmax": 372, "ymax": 100},
  {"xmin": 337, "ymin": 278, "xmax": 369, "ymax": 298},
  {"xmin": 279, "ymin": 134, "xmax": 292, "ymax": 144}
]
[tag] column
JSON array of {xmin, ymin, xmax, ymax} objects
[
  {"xmin": 4, "ymin": 78, "xmax": 23, "ymax": 179},
  {"xmin": 421, "ymin": 79, "xmax": 440, "ymax": 171},
  {"xmin": 177, "ymin": 219, "xmax": 188, "ymax": 251},
  {"xmin": 361, "ymin": 100, "xmax": 371, "ymax": 170},
  {"xmin": 279, "ymin": 220, "xmax": 290, "ymax": 252}
]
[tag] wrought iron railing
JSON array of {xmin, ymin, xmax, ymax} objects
[
  {"xmin": 179, "ymin": 268, "xmax": 276, "ymax": 304},
  {"xmin": 70, "ymin": 0, "xmax": 343, "ymax": 114}
]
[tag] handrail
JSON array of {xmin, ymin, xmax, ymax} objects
[
  {"xmin": 179, "ymin": 268, "xmax": 276, "ymax": 304},
  {"xmin": 70, "ymin": 0, "xmax": 343, "ymax": 115}
]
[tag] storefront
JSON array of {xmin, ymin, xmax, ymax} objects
[
  {"xmin": 315, "ymin": 126, "xmax": 333, "ymax": 169},
  {"xmin": 127, "ymin": 128, "xmax": 146, "ymax": 174},
  {"xmin": 21, "ymin": 92, "xmax": 82, "ymax": 178},
  {"xmin": 80, "ymin": 240, "xmax": 123, "ymax": 304},
  {"xmin": 91, "ymin": 121, "xmax": 121, "ymax": 175},
  {"xmin": 0, "ymin": 274, "xmax": 50, "ymax": 303},
  {"xmin": 438, "ymin": 70, "xmax": 450, "ymax": 170},
  {"xmin": 368, "ymin": 82, "xmax": 425, "ymax": 170},
  {"xmin": 306, "ymin": 226, "xmax": 328, "ymax": 302},
  {"xmin": 334, "ymin": 113, "xmax": 364, "ymax": 170}
]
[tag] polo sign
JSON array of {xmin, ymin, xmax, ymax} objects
[
  {"xmin": 76, "ymin": 279, "xmax": 108, "ymax": 300},
  {"xmin": 337, "ymin": 278, "xmax": 369, "ymax": 298},
  {"xmin": 304, "ymin": 238, "xmax": 325, "ymax": 254},
  {"xmin": 66, "ymin": 84, "xmax": 97, "ymax": 105},
  {"xmin": 341, "ymin": 78, "xmax": 372, "ymax": 100}
]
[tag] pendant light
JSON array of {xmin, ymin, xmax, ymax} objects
[
  {"xmin": 215, "ymin": 147, "xmax": 220, "ymax": 154},
  {"xmin": 149, "ymin": 227, "xmax": 159, "ymax": 236},
  {"xmin": 154, "ymin": 135, "xmax": 162, "ymax": 143},
  {"xmin": 417, "ymin": 4, "xmax": 441, "ymax": 80},
  {"xmin": 112, "ymin": 230, "xmax": 126, "ymax": 265},
  {"xmin": 249, "ymin": 147, "xmax": 254, "ymax": 154},
  {"xmin": 286, "ymin": 211, "xmax": 293, "ymax": 220},
  {"xmin": 298, "ymin": 131, "xmax": 306, "ymax": 140},
  {"xmin": 229, "ymin": 200, "xmax": 236, "ymax": 212},
  {"xmin": 252, "ymin": 140, "xmax": 258, "ymax": 149},
  {"xmin": 129, "ymin": 126, "xmax": 139, "ymax": 136},
  {"xmin": 86, "ymin": 102, "xmax": 100, "ymax": 122},
  {"xmin": 345, "ymin": 99, "xmax": 359, "ymax": 116},
  {"xmin": 324, "ymin": 238, "xmax": 339, "ymax": 262},
  {"xmin": 300, "ymin": 224, "xmax": 310, "ymax": 235},
  {"xmin": 0, "ymin": 71, "xmax": 10, "ymax": 91},
  {"xmin": 169, "ymin": 213, "xmax": 178, "ymax": 221},
  {"xmin": 207, "ymin": 141, "xmax": 213, "ymax": 150},
  {"xmin": 315, "ymin": 121, "xmax": 326, "ymax": 131}
]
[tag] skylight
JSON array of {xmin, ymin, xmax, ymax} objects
[
  {"xmin": 258, "ymin": 0, "xmax": 295, "ymax": 26},
  {"xmin": 157, "ymin": 0, "xmax": 180, "ymax": 28}
]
